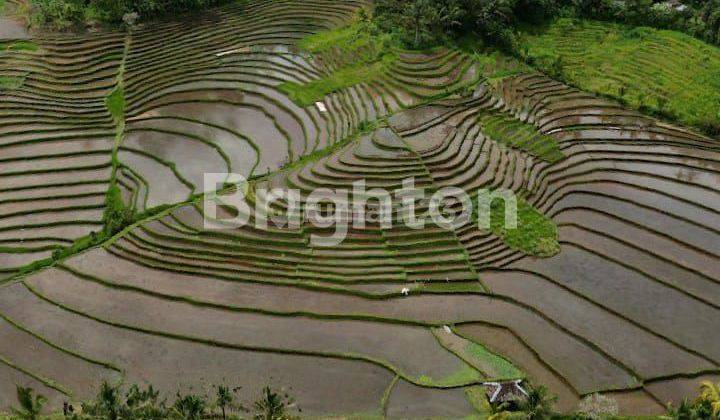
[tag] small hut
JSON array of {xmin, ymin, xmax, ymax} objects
[{"xmin": 483, "ymin": 380, "xmax": 529, "ymax": 408}]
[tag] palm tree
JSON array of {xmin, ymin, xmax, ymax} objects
[
  {"xmin": 254, "ymin": 386, "xmax": 296, "ymax": 420},
  {"xmin": 216, "ymin": 385, "xmax": 233, "ymax": 420},
  {"xmin": 516, "ymin": 384, "xmax": 557, "ymax": 420},
  {"xmin": 667, "ymin": 398, "xmax": 704, "ymax": 420},
  {"xmin": 699, "ymin": 381, "xmax": 720, "ymax": 419},
  {"xmin": 172, "ymin": 392, "xmax": 207, "ymax": 420},
  {"xmin": 11, "ymin": 386, "xmax": 46, "ymax": 420},
  {"xmin": 94, "ymin": 381, "xmax": 121, "ymax": 420},
  {"xmin": 125, "ymin": 384, "xmax": 167, "ymax": 419}
]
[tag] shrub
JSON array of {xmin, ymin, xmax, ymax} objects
[
  {"xmin": 29, "ymin": 0, "xmax": 85, "ymax": 30},
  {"xmin": 253, "ymin": 386, "xmax": 298, "ymax": 420},
  {"xmin": 576, "ymin": 393, "xmax": 619, "ymax": 419},
  {"xmin": 103, "ymin": 184, "xmax": 135, "ymax": 236},
  {"xmin": 11, "ymin": 387, "xmax": 46, "ymax": 420},
  {"xmin": 172, "ymin": 393, "xmax": 207, "ymax": 420},
  {"xmin": 489, "ymin": 383, "xmax": 557, "ymax": 420}
]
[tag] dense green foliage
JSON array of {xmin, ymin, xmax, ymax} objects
[
  {"xmin": 665, "ymin": 381, "xmax": 720, "ymax": 419},
  {"xmin": 102, "ymin": 184, "xmax": 135, "ymax": 236},
  {"xmin": 372, "ymin": 0, "xmax": 720, "ymax": 51},
  {"xmin": 28, "ymin": 0, "xmax": 241, "ymax": 30},
  {"xmin": 374, "ymin": 0, "xmax": 558, "ymax": 50},
  {"xmin": 519, "ymin": 18, "xmax": 720, "ymax": 135},
  {"xmin": 8, "ymin": 383, "xmax": 299, "ymax": 420}
]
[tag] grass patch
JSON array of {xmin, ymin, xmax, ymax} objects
[
  {"xmin": 482, "ymin": 195, "xmax": 560, "ymax": 257},
  {"xmin": 519, "ymin": 18, "xmax": 720, "ymax": 136},
  {"xmin": 280, "ymin": 59, "xmax": 390, "ymax": 107},
  {"xmin": 105, "ymin": 83, "xmax": 125, "ymax": 124},
  {"xmin": 417, "ymin": 362, "xmax": 483, "ymax": 387},
  {"xmin": 0, "ymin": 41, "xmax": 39, "ymax": 52},
  {"xmin": 279, "ymin": 16, "xmax": 399, "ymax": 107},
  {"xmin": 478, "ymin": 112, "xmax": 564, "ymax": 163},
  {"xmin": 0, "ymin": 75, "xmax": 24, "ymax": 90},
  {"xmin": 465, "ymin": 341, "xmax": 523, "ymax": 380},
  {"xmin": 418, "ymin": 281, "xmax": 485, "ymax": 293},
  {"xmin": 464, "ymin": 386, "xmax": 492, "ymax": 416}
]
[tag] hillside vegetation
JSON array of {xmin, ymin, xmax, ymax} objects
[
  {"xmin": 519, "ymin": 18, "xmax": 720, "ymax": 135},
  {"xmin": 28, "ymin": 0, "xmax": 241, "ymax": 29}
]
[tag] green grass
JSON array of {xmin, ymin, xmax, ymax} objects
[
  {"xmin": 280, "ymin": 58, "xmax": 391, "ymax": 107},
  {"xmin": 465, "ymin": 341, "xmax": 523, "ymax": 380},
  {"xmin": 418, "ymin": 281, "xmax": 485, "ymax": 293},
  {"xmin": 417, "ymin": 362, "xmax": 483, "ymax": 387},
  {"xmin": 299, "ymin": 24, "xmax": 363, "ymax": 54},
  {"xmin": 279, "ymin": 19, "xmax": 399, "ymax": 107},
  {"xmin": 105, "ymin": 83, "xmax": 125, "ymax": 124},
  {"xmin": 485, "ymin": 196, "xmax": 560, "ymax": 258},
  {"xmin": 0, "ymin": 41, "xmax": 39, "ymax": 52},
  {"xmin": 102, "ymin": 183, "xmax": 135, "ymax": 235},
  {"xmin": 0, "ymin": 75, "xmax": 24, "ymax": 90},
  {"xmin": 478, "ymin": 112, "xmax": 565, "ymax": 163},
  {"xmin": 519, "ymin": 18, "xmax": 720, "ymax": 136},
  {"xmin": 464, "ymin": 386, "xmax": 492, "ymax": 417}
]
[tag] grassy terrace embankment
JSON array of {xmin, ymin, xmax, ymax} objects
[
  {"xmin": 279, "ymin": 21, "xmax": 399, "ymax": 107},
  {"xmin": 519, "ymin": 18, "xmax": 720, "ymax": 137}
]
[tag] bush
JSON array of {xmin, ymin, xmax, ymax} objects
[
  {"xmin": 102, "ymin": 184, "xmax": 135, "ymax": 236},
  {"xmin": 172, "ymin": 393, "xmax": 207, "ymax": 420},
  {"xmin": 30, "ymin": 0, "xmax": 85, "ymax": 30},
  {"xmin": 576, "ymin": 394, "xmax": 619, "ymax": 419},
  {"xmin": 11, "ymin": 387, "xmax": 46, "ymax": 420}
]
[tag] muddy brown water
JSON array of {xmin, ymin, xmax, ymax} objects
[
  {"xmin": 62, "ymin": 245, "xmax": 636, "ymax": 395},
  {"xmin": 0, "ymin": 282, "xmax": 394, "ymax": 417},
  {"xmin": 481, "ymin": 269, "xmax": 713, "ymax": 379},
  {"xmin": 512, "ymin": 245, "xmax": 720, "ymax": 362},
  {"xmin": 386, "ymin": 380, "xmax": 476, "ymax": 418},
  {"xmin": 30, "ymin": 267, "xmax": 474, "ymax": 384}
]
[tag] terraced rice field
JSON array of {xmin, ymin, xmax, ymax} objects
[
  {"xmin": 1, "ymin": 1, "xmax": 719, "ymax": 417},
  {"xmin": 520, "ymin": 18, "xmax": 720, "ymax": 135}
]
